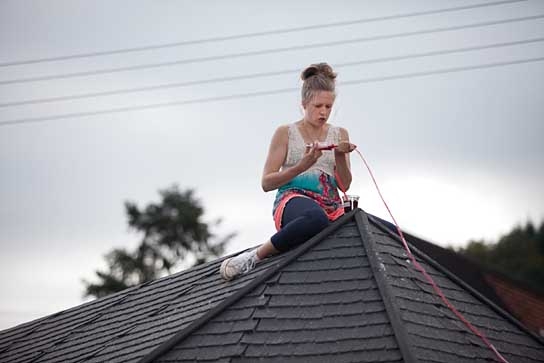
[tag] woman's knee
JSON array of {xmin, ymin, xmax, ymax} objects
[{"xmin": 303, "ymin": 208, "xmax": 329, "ymax": 233}]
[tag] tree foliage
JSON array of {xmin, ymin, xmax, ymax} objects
[
  {"xmin": 456, "ymin": 220, "xmax": 544, "ymax": 292},
  {"xmin": 83, "ymin": 185, "xmax": 234, "ymax": 298}
]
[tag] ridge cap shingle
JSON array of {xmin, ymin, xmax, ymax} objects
[
  {"xmin": 355, "ymin": 210, "xmax": 419, "ymax": 363},
  {"xmin": 367, "ymin": 214, "xmax": 544, "ymax": 347},
  {"xmin": 138, "ymin": 209, "xmax": 359, "ymax": 363}
]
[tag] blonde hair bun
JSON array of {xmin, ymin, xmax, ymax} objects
[
  {"xmin": 301, "ymin": 63, "xmax": 337, "ymax": 81},
  {"xmin": 300, "ymin": 62, "xmax": 337, "ymax": 104}
]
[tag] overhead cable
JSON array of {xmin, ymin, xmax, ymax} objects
[
  {"xmin": 0, "ymin": 0, "xmax": 527, "ymax": 68},
  {"xmin": 1, "ymin": 55, "xmax": 542, "ymax": 128},
  {"xmin": 1, "ymin": 13, "xmax": 542, "ymax": 86},
  {"xmin": 1, "ymin": 36, "xmax": 543, "ymax": 108}
]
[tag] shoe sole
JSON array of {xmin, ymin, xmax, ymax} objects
[{"xmin": 220, "ymin": 258, "xmax": 234, "ymax": 281}]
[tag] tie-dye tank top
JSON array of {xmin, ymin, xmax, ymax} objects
[{"xmin": 272, "ymin": 123, "xmax": 344, "ymax": 230}]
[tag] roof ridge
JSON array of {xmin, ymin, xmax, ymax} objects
[
  {"xmin": 354, "ymin": 210, "xmax": 419, "ymax": 363},
  {"xmin": 24, "ymin": 280, "xmax": 161, "ymax": 363},
  {"xmin": 367, "ymin": 214, "xmax": 544, "ymax": 347},
  {"xmin": 0, "ymin": 316, "xmax": 48, "ymax": 355},
  {"xmin": 71, "ymin": 281, "xmax": 206, "ymax": 363},
  {"xmin": 137, "ymin": 209, "xmax": 359, "ymax": 363},
  {"xmin": 459, "ymin": 252, "xmax": 544, "ymax": 297},
  {"xmin": 0, "ymin": 289, "xmax": 131, "ymax": 360},
  {"xmin": 8, "ymin": 248, "xmax": 230, "ymax": 335},
  {"xmin": 377, "ymin": 217, "xmax": 544, "ymax": 298},
  {"xmin": 0, "ymin": 284, "xmax": 133, "ymax": 338}
]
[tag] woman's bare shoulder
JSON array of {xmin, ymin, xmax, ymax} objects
[
  {"xmin": 278, "ymin": 121, "xmax": 299, "ymax": 131},
  {"xmin": 329, "ymin": 123, "xmax": 347, "ymax": 132},
  {"xmin": 272, "ymin": 123, "xmax": 294, "ymax": 139},
  {"xmin": 275, "ymin": 124, "xmax": 290, "ymax": 132},
  {"xmin": 335, "ymin": 125, "xmax": 349, "ymax": 135}
]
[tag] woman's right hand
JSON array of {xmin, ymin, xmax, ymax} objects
[{"xmin": 297, "ymin": 141, "xmax": 323, "ymax": 172}]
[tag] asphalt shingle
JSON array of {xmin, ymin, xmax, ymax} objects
[
  {"xmin": 154, "ymin": 218, "xmax": 402, "ymax": 362},
  {"xmin": 1, "ymin": 209, "xmax": 543, "ymax": 363},
  {"xmin": 365, "ymin": 214, "xmax": 544, "ymax": 363}
]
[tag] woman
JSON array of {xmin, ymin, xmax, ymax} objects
[{"xmin": 220, "ymin": 62, "xmax": 356, "ymax": 280}]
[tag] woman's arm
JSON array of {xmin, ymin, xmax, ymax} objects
[
  {"xmin": 261, "ymin": 125, "xmax": 322, "ymax": 192},
  {"xmin": 334, "ymin": 127, "xmax": 355, "ymax": 191}
]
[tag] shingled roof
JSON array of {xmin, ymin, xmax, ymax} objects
[
  {"xmin": 1, "ymin": 209, "xmax": 543, "ymax": 363},
  {"xmin": 375, "ymin": 217, "xmax": 544, "ymax": 336}
]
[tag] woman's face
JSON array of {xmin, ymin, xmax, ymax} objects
[{"xmin": 303, "ymin": 91, "xmax": 335, "ymax": 127}]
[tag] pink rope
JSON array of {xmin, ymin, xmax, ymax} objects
[{"xmin": 353, "ymin": 148, "xmax": 509, "ymax": 363}]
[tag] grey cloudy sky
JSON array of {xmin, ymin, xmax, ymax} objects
[{"xmin": 1, "ymin": 0, "xmax": 543, "ymax": 330}]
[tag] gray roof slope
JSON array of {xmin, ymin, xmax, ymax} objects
[
  {"xmin": 152, "ymin": 215, "xmax": 404, "ymax": 363},
  {"xmin": 363, "ymin": 214, "xmax": 544, "ymax": 363},
  {"xmin": 0, "ymin": 244, "xmax": 290, "ymax": 363},
  {"xmin": 370, "ymin": 217, "xmax": 511, "ymax": 310},
  {"xmin": 144, "ymin": 210, "xmax": 544, "ymax": 363},
  {"xmin": 1, "ymin": 209, "xmax": 543, "ymax": 363}
]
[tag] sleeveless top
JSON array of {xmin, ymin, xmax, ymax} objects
[{"xmin": 272, "ymin": 123, "xmax": 345, "ymax": 230}]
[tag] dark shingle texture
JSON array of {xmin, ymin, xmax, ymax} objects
[
  {"xmin": 151, "ymin": 211, "xmax": 544, "ymax": 362},
  {"xmin": 2, "ymin": 209, "xmax": 543, "ymax": 363},
  {"xmin": 155, "ymin": 221, "xmax": 403, "ymax": 363},
  {"xmin": 0, "ymin": 250, "xmax": 285, "ymax": 363},
  {"xmin": 365, "ymin": 216, "xmax": 544, "ymax": 363}
]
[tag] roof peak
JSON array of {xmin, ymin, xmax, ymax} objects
[
  {"xmin": 2, "ymin": 208, "xmax": 543, "ymax": 363},
  {"xmin": 140, "ymin": 209, "xmax": 361, "ymax": 363}
]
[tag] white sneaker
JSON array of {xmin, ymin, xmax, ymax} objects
[{"xmin": 220, "ymin": 249, "xmax": 259, "ymax": 280}]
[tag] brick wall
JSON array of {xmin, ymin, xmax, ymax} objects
[{"xmin": 485, "ymin": 273, "xmax": 544, "ymax": 337}]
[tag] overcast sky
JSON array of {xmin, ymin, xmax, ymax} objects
[{"xmin": 1, "ymin": 0, "xmax": 543, "ymax": 330}]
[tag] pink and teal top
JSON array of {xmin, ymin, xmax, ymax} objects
[{"xmin": 272, "ymin": 123, "xmax": 345, "ymax": 230}]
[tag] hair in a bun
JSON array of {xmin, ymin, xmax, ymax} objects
[
  {"xmin": 300, "ymin": 62, "xmax": 337, "ymax": 104},
  {"xmin": 301, "ymin": 63, "xmax": 336, "ymax": 81}
]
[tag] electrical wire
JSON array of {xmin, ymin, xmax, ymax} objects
[
  {"xmin": 1, "ymin": 13, "xmax": 543, "ymax": 86},
  {"xmin": 0, "ymin": 0, "xmax": 527, "ymax": 68},
  {"xmin": 1, "ymin": 55, "xmax": 542, "ymax": 128},
  {"xmin": 2, "ymin": 36, "xmax": 543, "ymax": 108}
]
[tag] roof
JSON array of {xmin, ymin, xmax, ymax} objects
[
  {"xmin": 372, "ymin": 217, "xmax": 511, "ymax": 311},
  {"xmin": 1, "ymin": 209, "xmax": 543, "ymax": 363},
  {"xmin": 401, "ymin": 225, "xmax": 544, "ymax": 297}
]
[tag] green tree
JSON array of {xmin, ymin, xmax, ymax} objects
[
  {"xmin": 457, "ymin": 239, "xmax": 490, "ymax": 265},
  {"xmin": 457, "ymin": 220, "xmax": 544, "ymax": 292},
  {"xmin": 83, "ymin": 185, "xmax": 234, "ymax": 298}
]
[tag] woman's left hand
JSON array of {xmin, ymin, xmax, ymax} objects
[{"xmin": 335, "ymin": 140, "xmax": 357, "ymax": 154}]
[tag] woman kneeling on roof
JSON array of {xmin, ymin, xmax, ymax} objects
[{"xmin": 220, "ymin": 62, "xmax": 357, "ymax": 280}]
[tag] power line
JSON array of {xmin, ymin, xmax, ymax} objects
[
  {"xmin": 0, "ymin": 0, "xmax": 527, "ymax": 68},
  {"xmin": 342, "ymin": 55, "xmax": 544, "ymax": 86},
  {"xmin": 1, "ymin": 55, "xmax": 542, "ymax": 128},
  {"xmin": 1, "ymin": 13, "xmax": 543, "ymax": 86},
  {"xmin": 2, "ymin": 36, "xmax": 543, "ymax": 108}
]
